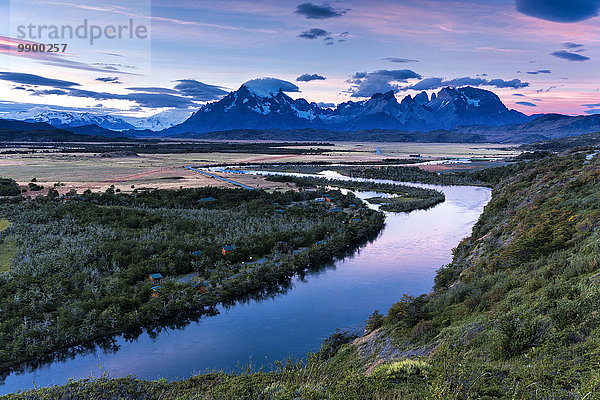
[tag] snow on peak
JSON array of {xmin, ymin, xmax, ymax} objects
[{"xmin": 242, "ymin": 78, "xmax": 300, "ymax": 98}]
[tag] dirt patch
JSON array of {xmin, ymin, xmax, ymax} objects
[{"xmin": 352, "ymin": 329, "xmax": 437, "ymax": 375}]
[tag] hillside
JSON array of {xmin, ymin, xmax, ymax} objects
[
  {"xmin": 454, "ymin": 114, "xmax": 600, "ymax": 143},
  {"xmin": 522, "ymin": 131, "xmax": 600, "ymax": 151},
  {"xmin": 0, "ymin": 119, "xmax": 133, "ymax": 142},
  {"xmin": 5, "ymin": 152, "xmax": 600, "ymax": 399}
]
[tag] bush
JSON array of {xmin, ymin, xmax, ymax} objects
[
  {"xmin": 411, "ymin": 320, "xmax": 437, "ymax": 342},
  {"xmin": 0, "ymin": 178, "xmax": 21, "ymax": 196},
  {"xmin": 320, "ymin": 329, "xmax": 358, "ymax": 359},
  {"xmin": 494, "ymin": 314, "xmax": 545, "ymax": 359},
  {"xmin": 28, "ymin": 182, "xmax": 44, "ymax": 191},
  {"xmin": 386, "ymin": 294, "xmax": 428, "ymax": 329},
  {"xmin": 371, "ymin": 359, "xmax": 431, "ymax": 381},
  {"xmin": 365, "ymin": 310, "xmax": 384, "ymax": 334}
]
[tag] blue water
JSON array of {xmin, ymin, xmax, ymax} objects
[{"xmin": 0, "ymin": 173, "xmax": 491, "ymax": 394}]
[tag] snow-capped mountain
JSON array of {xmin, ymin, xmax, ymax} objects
[
  {"xmin": 165, "ymin": 85, "xmax": 531, "ymax": 134},
  {"xmin": 4, "ymin": 107, "xmax": 136, "ymax": 131},
  {"xmin": 127, "ymin": 109, "xmax": 193, "ymax": 131}
]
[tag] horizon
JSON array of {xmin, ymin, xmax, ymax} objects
[{"xmin": 1, "ymin": 0, "xmax": 599, "ymax": 119}]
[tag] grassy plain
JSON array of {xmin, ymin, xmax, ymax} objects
[{"xmin": 0, "ymin": 142, "xmax": 519, "ymax": 195}]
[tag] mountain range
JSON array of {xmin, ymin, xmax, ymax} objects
[
  {"xmin": 2, "ymin": 107, "xmax": 191, "ymax": 132},
  {"xmin": 164, "ymin": 85, "xmax": 532, "ymax": 134},
  {"xmin": 2, "ymin": 85, "xmax": 600, "ymax": 144}
]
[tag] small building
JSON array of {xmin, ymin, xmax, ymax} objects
[
  {"xmin": 314, "ymin": 197, "xmax": 326, "ymax": 202},
  {"xmin": 409, "ymin": 154, "xmax": 421, "ymax": 158},
  {"xmin": 222, "ymin": 245, "xmax": 236, "ymax": 255},
  {"xmin": 148, "ymin": 273, "xmax": 163, "ymax": 283},
  {"xmin": 198, "ymin": 197, "xmax": 216, "ymax": 203},
  {"xmin": 194, "ymin": 281, "xmax": 210, "ymax": 293},
  {"xmin": 330, "ymin": 207, "xmax": 343, "ymax": 212},
  {"xmin": 191, "ymin": 250, "xmax": 203, "ymax": 258},
  {"xmin": 323, "ymin": 196, "xmax": 333, "ymax": 202},
  {"xmin": 151, "ymin": 286, "xmax": 162, "ymax": 297},
  {"xmin": 293, "ymin": 248, "xmax": 308, "ymax": 256}
]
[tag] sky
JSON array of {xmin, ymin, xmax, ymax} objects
[{"xmin": 0, "ymin": 0, "xmax": 599, "ymax": 117}]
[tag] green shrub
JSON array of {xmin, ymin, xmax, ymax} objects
[
  {"xmin": 0, "ymin": 178, "xmax": 21, "ymax": 196},
  {"xmin": 386, "ymin": 294, "xmax": 428, "ymax": 329},
  {"xmin": 365, "ymin": 309, "xmax": 384, "ymax": 334},
  {"xmin": 320, "ymin": 329, "xmax": 358, "ymax": 360},
  {"xmin": 27, "ymin": 182, "xmax": 43, "ymax": 191},
  {"xmin": 371, "ymin": 359, "xmax": 430, "ymax": 381},
  {"xmin": 494, "ymin": 314, "xmax": 545, "ymax": 359}
]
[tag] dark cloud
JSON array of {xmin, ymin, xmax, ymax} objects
[
  {"xmin": 487, "ymin": 78, "xmax": 529, "ymax": 88},
  {"xmin": 295, "ymin": 2, "xmax": 347, "ymax": 19},
  {"xmin": 513, "ymin": 93, "xmax": 526, "ymax": 96},
  {"xmin": 563, "ymin": 42, "xmax": 584, "ymax": 48},
  {"xmin": 19, "ymin": 71, "xmax": 226, "ymax": 108},
  {"xmin": 0, "ymin": 72, "xmax": 80, "ymax": 88},
  {"xmin": 127, "ymin": 80, "xmax": 227, "ymax": 102},
  {"xmin": 401, "ymin": 76, "xmax": 529, "ymax": 91},
  {"xmin": 60, "ymin": 89, "xmax": 197, "ymax": 108},
  {"xmin": 296, "ymin": 73, "xmax": 327, "ymax": 82},
  {"xmin": 582, "ymin": 103, "xmax": 600, "ymax": 108},
  {"xmin": 516, "ymin": 0, "xmax": 600, "ymax": 22},
  {"xmin": 536, "ymin": 86, "xmax": 557, "ymax": 93},
  {"xmin": 172, "ymin": 79, "xmax": 229, "ymax": 101},
  {"xmin": 95, "ymin": 77, "xmax": 122, "ymax": 84},
  {"xmin": 347, "ymin": 69, "xmax": 422, "ymax": 97},
  {"xmin": 382, "ymin": 57, "xmax": 419, "ymax": 63},
  {"xmin": 527, "ymin": 69, "xmax": 552, "ymax": 74},
  {"xmin": 551, "ymin": 50, "xmax": 590, "ymax": 61},
  {"xmin": 516, "ymin": 101, "xmax": 537, "ymax": 107},
  {"xmin": 585, "ymin": 109, "xmax": 600, "ymax": 114},
  {"xmin": 298, "ymin": 28, "xmax": 329, "ymax": 39}
]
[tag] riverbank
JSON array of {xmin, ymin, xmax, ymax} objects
[
  {"xmin": 6, "ymin": 152, "xmax": 599, "ymax": 399},
  {"xmin": 0, "ymin": 186, "xmax": 384, "ymax": 373},
  {"xmin": 0, "ymin": 170, "xmax": 490, "ymax": 393}
]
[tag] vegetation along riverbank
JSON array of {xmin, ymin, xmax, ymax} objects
[
  {"xmin": 265, "ymin": 175, "xmax": 446, "ymax": 212},
  {"xmin": 0, "ymin": 184, "xmax": 384, "ymax": 372},
  {"xmin": 5, "ymin": 151, "xmax": 600, "ymax": 399}
]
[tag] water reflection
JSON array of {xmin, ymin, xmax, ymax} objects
[{"xmin": 0, "ymin": 170, "xmax": 490, "ymax": 394}]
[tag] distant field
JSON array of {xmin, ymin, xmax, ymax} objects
[{"xmin": 0, "ymin": 142, "xmax": 520, "ymax": 194}]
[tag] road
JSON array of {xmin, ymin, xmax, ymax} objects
[{"xmin": 184, "ymin": 166, "xmax": 258, "ymax": 190}]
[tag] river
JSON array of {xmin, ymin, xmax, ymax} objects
[{"xmin": 0, "ymin": 171, "xmax": 491, "ymax": 394}]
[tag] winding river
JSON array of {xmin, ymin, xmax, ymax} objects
[{"xmin": 0, "ymin": 171, "xmax": 491, "ymax": 395}]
